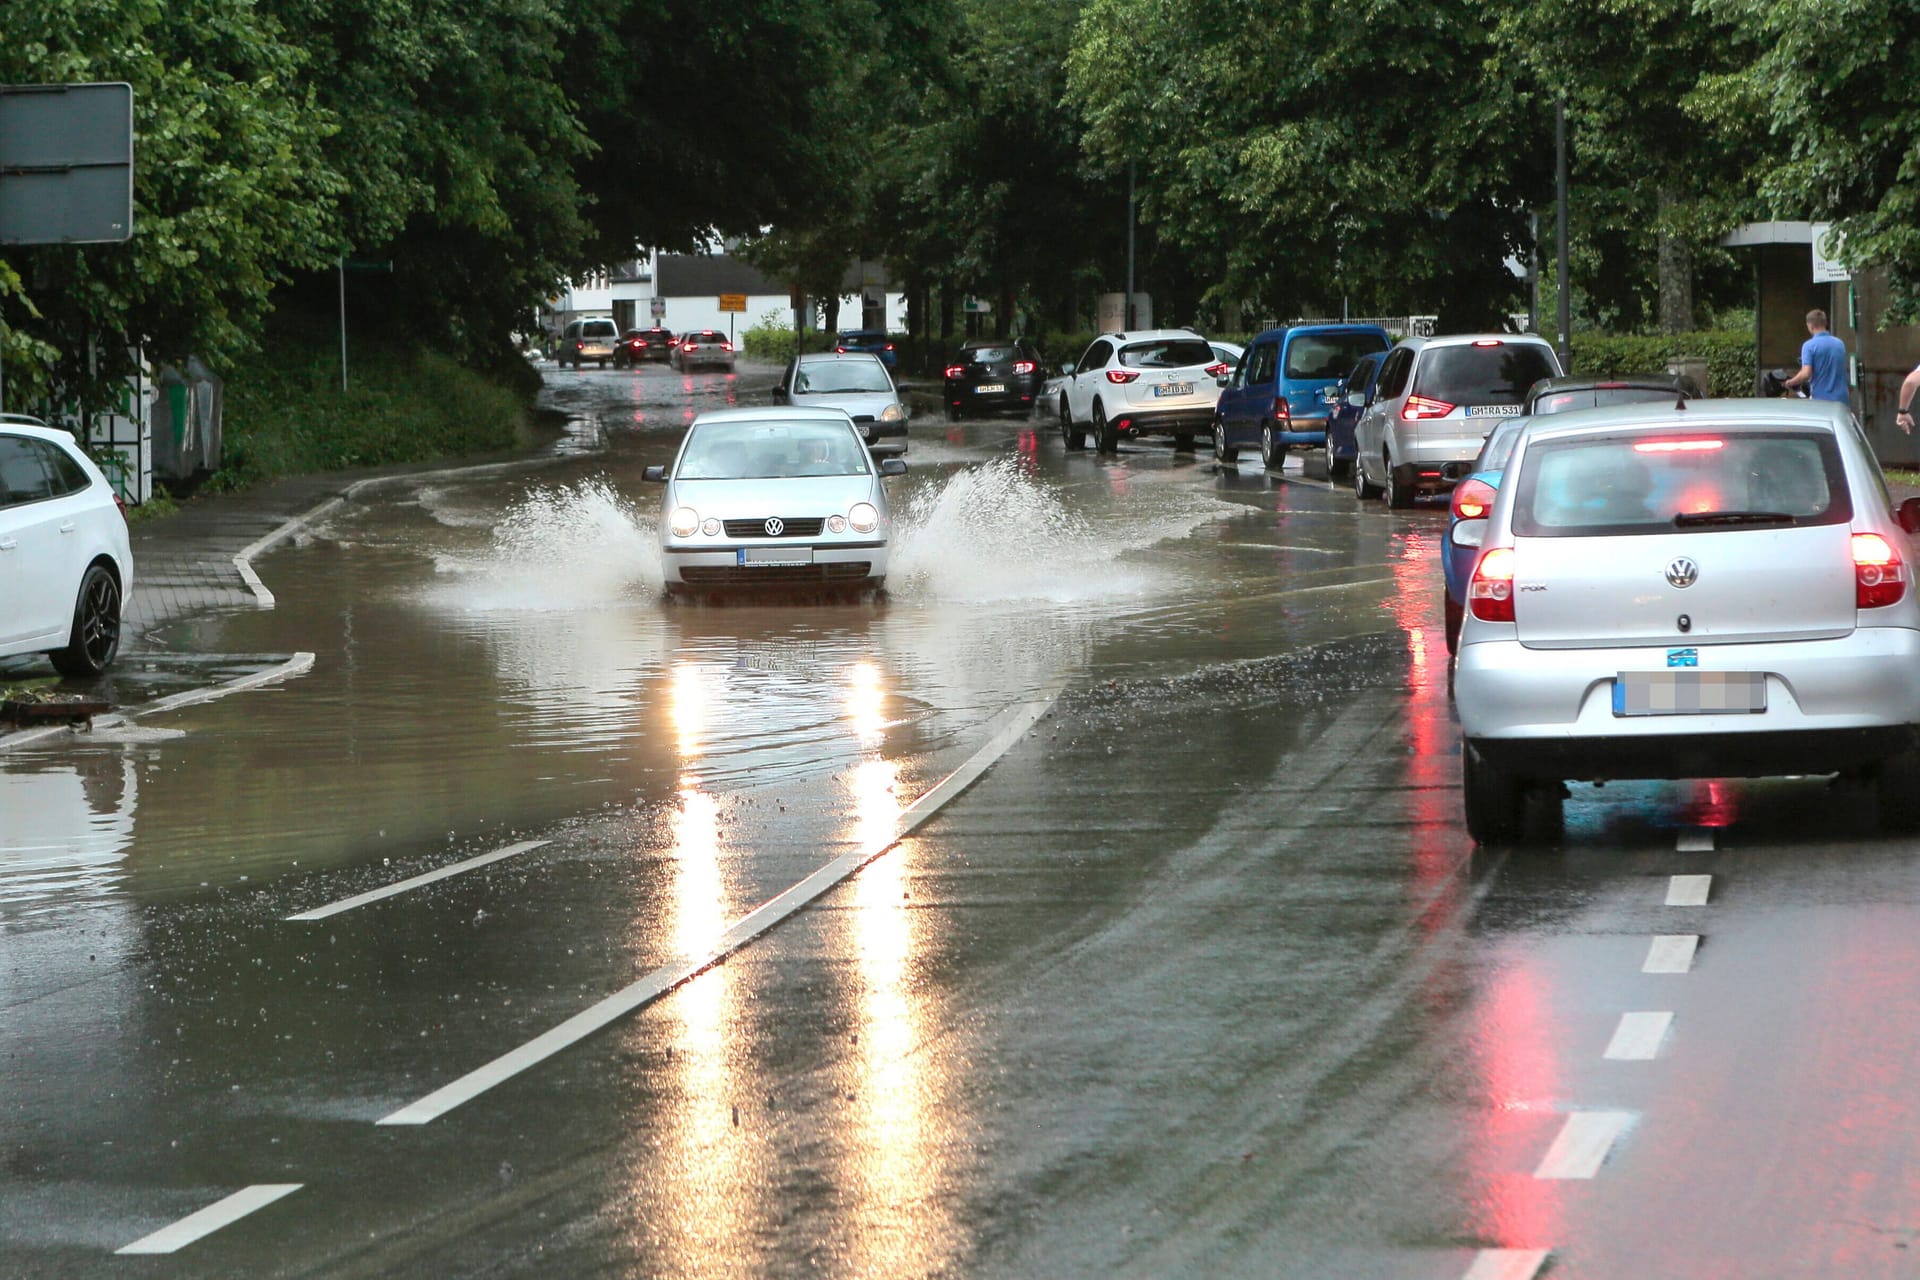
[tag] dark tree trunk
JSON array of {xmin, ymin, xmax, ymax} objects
[{"xmin": 1657, "ymin": 187, "xmax": 1694, "ymax": 334}]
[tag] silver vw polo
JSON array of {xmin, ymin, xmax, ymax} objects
[
  {"xmin": 1453, "ymin": 398, "xmax": 1920, "ymax": 841},
  {"xmin": 645, "ymin": 407, "xmax": 906, "ymax": 595}
]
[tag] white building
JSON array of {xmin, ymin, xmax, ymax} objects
[{"xmin": 541, "ymin": 253, "xmax": 905, "ymax": 343}]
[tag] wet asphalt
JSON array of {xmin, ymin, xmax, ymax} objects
[{"xmin": 6, "ymin": 361, "xmax": 1920, "ymax": 1277}]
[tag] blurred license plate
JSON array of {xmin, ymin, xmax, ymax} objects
[
  {"xmin": 1154, "ymin": 382, "xmax": 1193, "ymax": 397},
  {"xmin": 738, "ymin": 547, "xmax": 813, "ymax": 567},
  {"xmin": 976, "ymin": 383, "xmax": 1005, "ymax": 394},
  {"xmin": 1465, "ymin": 404, "xmax": 1523, "ymax": 417},
  {"xmin": 1613, "ymin": 671, "xmax": 1766, "ymax": 717}
]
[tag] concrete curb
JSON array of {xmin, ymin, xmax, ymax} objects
[{"xmin": 0, "ymin": 651, "xmax": 317, "ymax": 755}]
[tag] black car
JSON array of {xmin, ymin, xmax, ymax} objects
[
  {"xmin": 1523, "ymin": 371, "xmax": 1702, "ymax": 415},
  {"xmin": 613, "ymin": 327, "xmax": 674, "ymax": 367},
  {"xmin": 942, "ymin": 338, "xmax": 1046, "ymax": 419}
]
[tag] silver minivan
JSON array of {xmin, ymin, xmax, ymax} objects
[
  {"xmin": 1453, "ymin": 398, "xmax": 1920, "ymax": 841},
  {"xmin": 1353, "ymin": 334, "xmax": 1562, "ymax": 507}
]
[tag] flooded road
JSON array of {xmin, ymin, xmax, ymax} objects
[{"xmin": 8, "ymin": 361, "xmax": 1920, "ymax": 1277}]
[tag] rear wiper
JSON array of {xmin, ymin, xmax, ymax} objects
[{"xmin": 1672, "ymin": 510, "xmax": 1796, "ymax": 527}]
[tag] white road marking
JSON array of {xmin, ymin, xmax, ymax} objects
[
  {"xmin": 1603, "ymin": 1010, "xmax": 1674, "ymax": 1060},
  {"xmin": 1534, "ymin": 1110, "xmax": 1633, "ymax": 1179},
  {"xmin": 115, "ymin": 1184, "xmax": 302, "ymax": 1254},
  {"xmin": 1677, "ymin": 827, "xmax": 1715, "ymax": 852},
  {"xmin": 378, "ymin": 687, "xmax": 1064, "ymax": 1126},
  {"xmin": 1463, "ymin": 1248, "xmax": 1551, "ymax": 1280},
  {"xmin": 1665, "ymin": 874, "xmax": 1712, "ymax": 906},
  {"xmin": 287, "ymin": 840, "xmax": 551, "ymax": 921},
  {"xmin": 1642, "ymin": 934, "xmax": 1699, "ymax": 973}
]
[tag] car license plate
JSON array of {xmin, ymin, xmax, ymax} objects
[
  {"xmin": 1154, "ymin": 382, "xmax": 1193, "ymax": 398},
  {"xmin": 1612, "ymin": 671, "xmax": 1766, "ymax": 717},
  {"xmin": 738, "ymin": 547, "xmax": 814, "ymax": 567},
  {"xmin": 976, "ymin": 383, "xmax": 1005, "ymax": 394},
  {"xmin": 1465, "ymin": 404, "xmax": 1524, "ymax": 417}
]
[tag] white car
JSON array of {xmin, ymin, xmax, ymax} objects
[
  {"xmin": 0, "ymin": 418, "xmax": 133, "ymax": 676},
  {"xmin": 1058, "ymin": 329, "xmax": 1229, "ymax": 454},
  {"xmin": 772, "ymin": 352, "xmax": 908, "ymax": 457},
  {"xmin": 1453, "ymin": 398, "xmax": 1920, "ymax": 842},
  {"xmin": 645, "ymin": 407, "xmax": 907, "ymax": 596}
]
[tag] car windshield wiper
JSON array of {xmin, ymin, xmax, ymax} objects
[{"xmin": 1672, "ymin": 510, "xmax": 1797, "ymax": 527}]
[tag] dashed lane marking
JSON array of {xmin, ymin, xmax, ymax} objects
[
  {"xmin": 1462, "ymin": 1249, "xmax": 1551, "ymax": 1280},
  {"xmin": 1534, "ymin": 1110, "xmax": 1633, "ymax": 1179},
  {"xmin": 1665, "ymin": 874, "xmax": 1712, "ymax": 907},
  {"xmin": 115, "ymin": 1184, "xmax": 302, "ymax": 1255},
  {"xmin": 1642, "ymin": 934, "xmax": 1700, "ymax": 973},
  {"xmin": 1603, "ymin": 1011, "xmax": 1674, "ymax": 1061},
  {"xmin": 287, "ymin": 840, "xmax": 551, "ymax": 921}
]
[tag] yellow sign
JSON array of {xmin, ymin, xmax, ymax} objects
[{"xmin": 718, "ymin": 293, "xmax": 748, "ymax": 313}]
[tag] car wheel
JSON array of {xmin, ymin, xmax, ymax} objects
[
  {"xmin": 1353, "ymin": 450, "xmax": 1382, "ymax": 499},
  {"xmin": 1878, "ymin": 745, "xmax": 1920, "ymax": 833},
  {"xmin": 1213, "ymin": 416, "xmax": 1239, "ymax": 463},
  {"xmin": 1261, "ymin": 424, "xmax": 1282, "ymax": 471},
  {"xmin": 1462, "ymin": 741, "xmax": 1525, "ymax": 845},
  {"xmin": 1386, "ymin": 454, "xmax": 1415, "ymax": 509},
  {"xmin": 49, "ymin": 563, "xmax": 122, "ymax": 677},
  {"xmin": 1094, "ymin": 402, "xmax": 1118, "ymax": 453},
  {"xmin": 1444, "ymin": 594, "xmax": 1464, "ymax": 656},
  {"xmin": 1326, "ymin": 447, "xmax": 1350, "ymax": 481},
  {"xmin": 1061, "ymin": 401, "xmax": 1086, "ymax": 451}
]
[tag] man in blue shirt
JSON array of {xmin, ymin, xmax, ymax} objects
[{"xmin": 1784, "ymin": 308, "xmax": 1850, "ymax": 403}]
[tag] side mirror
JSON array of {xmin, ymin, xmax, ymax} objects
[
  {"xmin": 1347, "ymin": 392, "xmax": 1369, "ymax": 409},
  {"xmin": 1451, "ymin": 518, "xmax": 1488, "ymax": 548},
  {"xmin": 643, "ymin": 465, "xmax": 667, "ymax": 483},
  {"xmin": 1060, "ymin": 363, "xmax": 1075, "ymax": 376},
  {"xmin": 770, "ymin": 385, "xmax": 788, "ymax": 401},
  {"xmin": 1215, "ymin": 374, "xmax": 1229, "ymax": 387},
  {"xmin": 879, "ymin": 457, "xmax": 908, "ymax": 476},
  {"xmin": 1898, "ymin": 496, "xmax": 1920, "ymax": 535}
]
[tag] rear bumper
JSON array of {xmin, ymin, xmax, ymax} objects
[
  {"xmin": 1112, "ymin": 405, "xmax": 1215, "ymax": 436},
  {"xmin": 1469, "ymin": 726, "xmax": 1917, "ymax": 780},
  {"xmin": 946, "ymin": 380, "xmax": 1042, "ymax": 410},
  {"xmin": 1396, "ymin": 425, "xmax": 1492, "ymax": 470}
]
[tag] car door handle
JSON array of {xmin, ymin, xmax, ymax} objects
[
  {"xmin": 59, "ymin": 522, "xmax": 76, "ymax": 533},
  {"xmin": 0, "ymin": 539, "xmax": 15, "ymax": 550}
]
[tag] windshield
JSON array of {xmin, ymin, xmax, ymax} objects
[
  {"xmin": 1533, "ymin": 386, "xmax": 1684, "ymax": 415},
  {"xmin": 580, "ymin": 321, "xmax": 617, "ymax": 339},
  {"xmin": 965, "ymin": 347, "xmax": 1015, "ymax": 363},
  {"xmin": 1511, "ymin": 430, "xmax": 1850, "ymax": 536},
  {"xmin": 1119, "ymin": 338, "xmax": 1215, "ymax": 369},
  {"xmin": 1414, "ymin": 343, "xmax": 1559, "ymax": 406},
  {"xmin": 795, "ymin": 360, "xmax": 893, "ymax": 394},
  {"xmin": 1285, "ymin": 332, "xmax": 1388, "ymax": 380},
  {"xmin": 676, "ymin": 421, "xmax": 871, "ymax": 480}
]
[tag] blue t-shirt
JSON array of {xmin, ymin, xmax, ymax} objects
[{"xmin": 1801, "ymin": 330, "xmax": 1849, "ymax": 403}]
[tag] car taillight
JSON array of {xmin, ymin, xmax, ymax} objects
[
  {"xmin": 944, "ymin": 365, "xmax": 965, "ymax": 379},
  {"xmin": 1013, "ymin": 361, "xmax": 1035, "ymax": 375},
  {"xmin": 1403, "ymin": 395, "xmax": 1454, "ymax": 419},
  {"xmin": 1205, "ymin": 361, "xmax": 1230, "ymax": 377},
  {"xmin": 722, "ymin": 342, "xmax": 734, "ymax": 352},
  {"xmin": 1473, "ymin": 339, "xmax": 1503, "ymax": 348},
  {"xmin": 575, "ymin": 341, "xmax": 584, "ymax": 350},
  {"xmin": 836, "ymin": 346, "xmax": 849, "ymax": 353},
  {"xmin": 884, "ymin": 343, "xmax": 895, "ymax": 351},
  {"xmin": 1106, "ymin": 369, "xmax": 1140, "ymax": 384},
  {"xmin": 684, "ymin": 343, "xmax": 699, "ymax": 351},
  {"xmin": 1452, "ymin": 477, "xmax": 1498, "ymax": 521},
  {"xmin": 1468, "ymin": 547, "xmax": 1517, "ymax": 622},
  {"xmin": 1270, "ymin": 396, "xmax": 1290, "ymax": 421},
  {"xmin": 113, "ymin": 493, "xmax": 128, "ymax": 521},
  {"xmin": 1854, "ymin": 532, "xmax": 1907, "ymax": 608}
]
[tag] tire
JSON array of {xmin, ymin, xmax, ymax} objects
[
  {"xmin": 50, "ymin": 563, "xmax": 122, "ymax": 677},
  {"xmin": 1061, "ymin": 401, "xmax": 1086, "ymax": 451},
  {"xmin": 1444, "ymin": 594, "xmax": 1464, "ymax": 655},
  {"xmin": 1386, "ymin": 454, "xmax": 1415, "ymax": 509},
  {"xmin": 1261, "ymin": 424, "xmax": 1282, "ymax": 471},
  {"xmin": 1094, "ymin": 402, "xmax": 1118, "ymax": 453},
  {"xmin": 1878, "ymin": 744, "xmax": 1920, "ymax": 833},
  {"xmin": 1353, "ymin": 450, "xmax": 1382, "ymax": 499},
  {"xmin": 1213, "ymin": 416, "xmax": 1239, "ymax": 463},
  {"xmin": 1326, "ymin": 447, "xmax": 1350, "ymax": 481},
  {"xmin": 1462, "ymin": 740, "xmax": 1525, "ymax": 845},
  {"xmin": 1173, "ymin": 433, "xmax": 1196, "ymax": 452}
]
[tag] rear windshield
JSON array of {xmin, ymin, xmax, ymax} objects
[
  {"xmin": 677, "ymin": 421, "xmax": 870, "ymax": 480},
  {"xmin": 1532, "ymin": 386, "xmax": 1683, "ymax": 415},
  {"xmin": 683, "ymin": 332, "xmax": 724, "ymax": 341},
  {"xmin": 965, "ymin": 347, "xmax": 1015, "ymax": 363},
  {"xmin": 1284, "ymin": 332, "xmax": 1389, "ymax": 380},
  {"xmin": 842, "ymin": 332, "xmax": 886, "ymax": 344},
  {"xmin": 1119, "ymin": 338, "xmax": 1215, "ymax": 369},
  {"xmin": 1414, "ymin": 343, "xmax": 1558, "ymax": 406},
  {"xmin": 1510, "ymin": 430, "xmax": 1851, "ymax": 537},
  {"xmin": 580, "ymin": 321, "xmax": 618, "ymax": 338},
  {"xmin": 796, "ymin": 359, "xmax": 893, "ymax": 394},
  {"xmin": 1475, "ymin": 419, "xmax": 1530, "ymax": 472}
]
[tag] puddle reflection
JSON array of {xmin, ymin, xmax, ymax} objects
[{"xmin": 0, "ymin": 754, "xmax": 138, "ymax": 910}]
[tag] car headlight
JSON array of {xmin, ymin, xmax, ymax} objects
[
  {"xmin": 880, "ymin": 403, "xmax": 906, "ymax": 423},
  {"xmin": 849, "ymin": 502, "xmax": 879, "ymax": 534},
  {"xmin": 701, "ymin": 518, "xmax": 720, "ymax": 536},
  {"xmin": 826, "ymin": 515, "xmax": 847, "ymax": 533},
  {"xmin": 670, "ymin": 506, "xmax": 699, "ymax": 538}
]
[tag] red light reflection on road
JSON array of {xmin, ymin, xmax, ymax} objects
[
  {"xmin": 1461, "ymin": 960, "xmax": 1564, "ymax": 1254},
  {"xmin": 1679, "ymin": 779, "xmax": 1739, "ymax": 829}
]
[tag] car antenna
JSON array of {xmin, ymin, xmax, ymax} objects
[{"xmin": 1675, "ymin": 395, "xmax": 1687, "ymax": 410}]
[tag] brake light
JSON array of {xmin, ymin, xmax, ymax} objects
[
  {"xmin": 113, "ymin": 493, "xmax": 128, "ymax": 521},
  {"xmin": 1270, "ymin": 396, "xmax": 1290, "ymax": 421},
  {"xmin": 1472, "ymin": 339, "xmax": 1503, "ymax": 348},
  {"xmin": 1205, "ymin": 361, "xmax": 1230, "ymax": 377},
  {"xmin": 575, "ymin": 341, "xmax": 584, "ymax": 350},
  {"xmin": 835, "ymin": 346, "xmax": 849, "ymax": 353},
  {"xmin": 884, "ymin": 343, "xmax": 895, "ymax": 351},
  {"xmin": 1106, "ymin": 369, "xmax": 1140, "ymax": 384},
  {"xmin": 722, "ymin": 342, "xmax": 734, "ymax": 352},
  {"xmin": 1634, "ymin": 439, "xmax": 1724, "ymax": 453},
  {"xmin": 1468, "ymin": 547, "xmax": 1517, "ymax": 622},
  {"xmin": 1403, "ymin": 395, "xmax": 1454, "ymax": 419},
  {"xmin": 1013, "ymin": 361, "xmax": 1035, "ymax": 375},
  {"xmin": 684, "ymin": 343, "xmax": 699, "ymax": 351},
  {"xmin": 944, "ymin": 365, "xmax": 965, "ymax": 379},
  {"xmin": 1854, "ymin": 532, "xmax": 1907, "ymax": 608},
  {"xmin": 1451, "ymin": 477, "xmax": 1497, "ymax": 521}
]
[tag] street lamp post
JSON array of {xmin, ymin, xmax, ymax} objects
[{"xmin": 1556, "ymin": 95, "xmax": 1570, "ymax": 369}]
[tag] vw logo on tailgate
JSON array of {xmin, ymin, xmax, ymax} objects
[
  {"xmin": 764, "ymin": 517, "xmax": 785, "ymax": 536},
  {"xmin": 1665, "ymin": 557, "xmax": 1699, "ymax": 588}
]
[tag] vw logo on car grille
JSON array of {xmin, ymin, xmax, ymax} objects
[
  {"xmin": 764, "ymin": 517, "xmax": 785, "ymax": 536},
  {"xmin": 1665, "ymin": 557, "xmax": 1699, "ymax": 588}
]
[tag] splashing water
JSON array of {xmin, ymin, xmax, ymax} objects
[{"xmin": 429, "ymin": 479, "xmax": 660, "ymax": 610}]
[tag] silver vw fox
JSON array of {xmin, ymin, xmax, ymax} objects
[
  {"xmin": 1453, "ymin": 398, "xmax": 1920, "ymax": 842},
  {"xmin": 645, "ymin": 407, "xmax": 906, "ymax": 596}
]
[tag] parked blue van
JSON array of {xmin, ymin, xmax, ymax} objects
[{"xmin": 1212, "ymin": 323, "xmax": 1392, "ymax": 469}]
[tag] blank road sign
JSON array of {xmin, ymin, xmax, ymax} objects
[{"xmin": 0, "ymin": 82, "xmax": 134, "ymax": 244}]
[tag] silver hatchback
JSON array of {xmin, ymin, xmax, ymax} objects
[{"xmin": 1453, "ymin": 398, "xmax": 1920, "ymax": 841}]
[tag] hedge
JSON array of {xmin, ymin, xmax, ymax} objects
[{"xmin": 1567, "ymin": 330, "xmax": 1754, "ymax": 397}]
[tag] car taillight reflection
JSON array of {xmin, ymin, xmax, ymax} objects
[
  {"xmin": 1468, "ymin": 547, "xmax": 1516, "ymax": 622},
  {"xmin": 1403, "ymin": 395, "xmax": 1454, "ymax": 420},
  {"xmin": 1452, "ymin": 477, "xmax": 1498, "ymax": 521},
  {"xmin": 1854, "ymin": 532, "xmax": 1907, "ymax": 608}
]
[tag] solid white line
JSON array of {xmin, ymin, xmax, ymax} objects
[
  {"xmin": 1666, "ymin": 874, "xmax": 1713, "ymax": 906},
  {"xmin": 1677, "ymin": 827, "xmax": 1715, "ymax": 852},
  {"xmin": 1463, "ymin": 1249, "xmax": 1551, "ymax": 1280},
  {"xmin": 115, "ymin": 1184, "xmax": 302, "ymax": 1254},
  {"xmin": 288, "ymin": 840, "xmax": 551, "ymax": 921},
  {"xmin": 1534, "ymin": 1111, "xmax": 1633, "ymax": 1179},
  {"xmin": 1603, "ymin": 1011, "xmax": 1674, "ymax": 1061},
  {"xmin": 1643, "ymin": 934, "xmax": 1700, "ymax": 973},
  {"xmin": 378, "ymin": 686, "xmax": 1064, "ymax": 1126}
]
